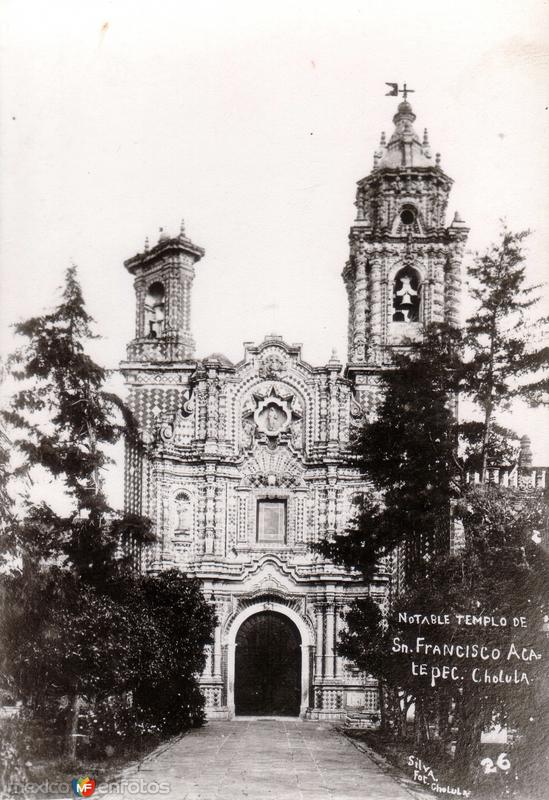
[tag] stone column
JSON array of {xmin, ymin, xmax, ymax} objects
[
  {"xmin": 204, "ymin": 644, "xmax": 213, "ymax": 677},
  {"xmin": 294, "ymin": 493, "xmax": 305, "ymax": 544},
  {"xmin": 423, "ymin": 270, "xmax": 434, "ymax": 327},
  {"xmin": 134, "ymin": 277, "xmax": 145, "ymax": 338},
  {"xmin": 334, "ymin": 603, "xmax": 345, "ymax": 677},
  {"xmin": 380, "ymin": 275, "xmax": 389, "ymax": 345},
  {"xmin": 345, "ymin": 280, "xmax": 355, "ymax": 362},
  {"xmin": 327, "ymin": 374, "xmax": 340, "ymax": 448},
  {"xmin": 315, "ymin": 605, "xmax": 324, "ymax": 679},
  {"xmin": 237, "ymin": 489, "xmax": 250, "ymax": 544},
  {"xmin": 182, "ymin": 272, "xmax": 192, "ymax": 335},
  {"xmin": 353, "ymin": 256, "xmax": 368, "ymax": 362},
  {"xmin": 369, "ymin": 258, "xmax": 383, "ymax": 357},
  {"xmin": 205, "ymin": 372, "xmax": 220, "ymax": 449},
  {"xmin": 165, "ymin": 268, "xmax": 177, "ymax": 332},
  {"xmin": 318, "ymin": 375, "xmax": 328, "ymax": 443},
  {"xmin": 432, "ymin": 257, "xmax": 445, "ymax": 323},
  {"xmin": 326, "ymin": 468, "xmax": 337, "ymax": 537},
  {"xmin": 445, "ymin": 256, "xmax": 462, "ymax": 327},
  {"xmin": 213, "ymin": 622, "xmax": 222, "ymax": 678},
  {"xmin": 204, "ymin": 464, "xmax": 216, "ymax": 555},
  {"xmin": 325, "ymin": 601, "xmax": 335, "ymax": 678}
]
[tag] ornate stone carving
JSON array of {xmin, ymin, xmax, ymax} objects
[
  {"xmin": 349, "ymin": 396, "xmax": 363, "ymax": 420},
  {"xmin": 241, "ymin": 446, "xmax": 304, "ymax": 489},
  {"xmin": 180, "ymin": 386, "xmax": 194, "ymax": 417},
  {"xmin": 156, "ymin": 403, "xmax": 195, "ymax": 448},
  {"xmin": 160, "ymin": 422, "xmax": 174, "ymax": 442},
  {"xmin": 258, "ymin": 354, "xmax": 286, "ymax": 379},
  {"xmin": 241, "ymin": 384, "xmax": 302, "ymax": 450}
]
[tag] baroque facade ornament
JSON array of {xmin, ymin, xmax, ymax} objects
[
  {"xmin": 120, "ymin": 96, "xmax": 469, "ymax": 724},
  {"xmin": 180, "ymin": 386, "xmax": 194, "ymax": 417},
  {"xmin": 258, "ymin": 354, "xmax": 286, "ymax": 379},
  {"xmin": 242, "ymin": 384, "xmax": 302, "ymax": 450}
]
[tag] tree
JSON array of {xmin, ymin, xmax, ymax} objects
[
  {"xmin": 316, "ymin": 228, "xmax": 549, "ymax": 794},
  {"xmin": 465, "ymin": 226, "xmax": 549, "ymax": 480},
  {"xmin": 338, "ymin": 486, "xmax": 549, "ymax": 792},
  {"xmin": 0, "ymin": 267, "xmax": 215, "ymax": 756},
  {"xmin": 323, "ymin": 228, "xmax": 549, "ymax": 583},
  {"xmin": 338, "ymin": 597, "xmax": 417, "ymax": 738},
  {"xmin": 316, "ymin": 323, "xmax": 465, "ymax": 581},
  {"xmin": 0, "ymin": 361, "xmax": 15, "ymax": 570},
  {"xmin": 125, "ymin": 570, "xmax": 216, "ymax": 734}
]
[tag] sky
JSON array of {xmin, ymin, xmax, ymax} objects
[{"xmin": 1, "ymin": 0, "xmax": 548, "ymax": 506}]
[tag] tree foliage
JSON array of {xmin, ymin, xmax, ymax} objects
[
  {"xmin": 317, "ymin": 226, "xmax": 549, "ymax": 793},
  {"xmin": 349, "ymin": 487, "xmax": 549, "ymax": 791},
  {"xmin": 317, "ymin": 323, "xmax": 465, "ymax": 580},
  {"xmin": 0, "ymin": 267, "xmax": 215, "ymax": 754},
  {"xmin": 465, "ymin": 227, "xmax": 549, "ymax": 477}
]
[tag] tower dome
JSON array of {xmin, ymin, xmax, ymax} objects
[
  {"xmin": 377, "ymin": 99, "xmax": 432, "ymax": 169},
  {"xmin": 343, "ymin": 97, "xmax": 470, "ymax": 368},
  {"xmin": 394, "ymin": 100, "xmax": 415, "ymax": 119}
]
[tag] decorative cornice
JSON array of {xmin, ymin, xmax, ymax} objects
[{"xmin": 124, "ymin": 235, "xmax": 205, "ymax": 275}]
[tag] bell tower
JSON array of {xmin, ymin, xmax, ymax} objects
[
  {"xmin": 125, "ymin": 221, "xmax": 205, "ymax": 364},
  {"xmin": 343, "ymin": 98, "xmax": 469, "ymax": 370},
  {"xmin": 121, "ymin": 220, "xmax": 205, "ymax": 522}
]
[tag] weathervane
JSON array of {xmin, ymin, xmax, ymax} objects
[{"xmin": 385, "ymin": 82, "xmax": 415, "ymax": 101}]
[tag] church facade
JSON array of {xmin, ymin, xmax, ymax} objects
[{"xmin": 120, "ymin": 99, "xmax": 469, "ymax": 722}]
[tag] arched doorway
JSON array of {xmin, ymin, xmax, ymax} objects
[{"xmin": 234, "ymin": 611, "xmax": 301, "ymax": 716}]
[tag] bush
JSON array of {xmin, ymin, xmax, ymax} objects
[{"xmin": 0, "ymin": 717, "xmax": 33, "ymax": 794}]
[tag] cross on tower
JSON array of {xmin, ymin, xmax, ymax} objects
[{"xmin": 385, "ymin": 82, "xmax": 415, "ymax": 100}]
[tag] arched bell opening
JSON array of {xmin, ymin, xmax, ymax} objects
[
  {"xmin": 144, "ymin": 281, "xmax": 166, "ymax": 338},
  {"xmin": 392, "ymin": 266, "xmax": 421, "ymax": 323}
]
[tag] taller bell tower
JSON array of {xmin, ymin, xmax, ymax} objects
[{"xmin": 343, "ymin": 99, "xmax": 469, "ymax": 372}]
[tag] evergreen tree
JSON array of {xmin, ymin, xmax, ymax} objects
[
  {"xmin": 465, "ymin": 226, "xmax": 549, "ymax": 480},
  {"xmin": 0, "ymin": 267, "xmax": 215, "ymax": 756},
  {"xmin": 343, "ymin": 486, "xmax": 549, "ymax": 792},
  {"xmin": 316, "ymin": 323, "xmax": 465, "ymax": 580},
  {"xmin": 316, "ymin": 227, "xmax": 549, "ymax": 793}
]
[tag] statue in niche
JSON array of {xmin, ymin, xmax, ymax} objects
[
  {"xmin": 174, "ymin": 492, "xmax": 192, "ymax": 535},
  {"xmin": 242, "ymin": 419, "xmax": 255, "ymax": 448},
  {"xmin": 257, "ymin": 401, "xmax": 289, "ymax": 437},
  {"xmin": 144, "ymin": 281, "xmax": 166, "ymax": 338},
  {"xmin": 291, "ymin": 418, "xmax": 303, "ymax": 449},
  {"xmin": 241, "ymin": 384, "xmax": 302, "ymax": 449},
  {"xmin": 148, "ymin": 306, "xmax": 164, "ymax": 338},
  {"xmin": 265, "ymin": 405, "xmax": 283, "ymax": 432}
]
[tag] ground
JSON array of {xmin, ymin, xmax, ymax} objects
[{"xmin": 107, "ymin": 719, "xmax": 430, "ymax": 799}]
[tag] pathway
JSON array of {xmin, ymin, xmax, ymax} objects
[{"xmin": 105, "ymin": 719, "xmax": 427, "ymax": 799}]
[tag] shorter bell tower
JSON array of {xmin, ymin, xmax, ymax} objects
[
  {"xmin": 125, "ymin": 221, "xmax": 205, "ymax": 363},
  {"xmin": 343, "ymin": 99, "xmax": 469, "ymax": 370}
]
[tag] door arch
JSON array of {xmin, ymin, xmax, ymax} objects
[
  {"xmin": 235, "ymin": 611, "xmax": 300, "ymax": 716},
  {"xmin": 226, "ymin": 602, "xmax": 313, "ymax": 718}
]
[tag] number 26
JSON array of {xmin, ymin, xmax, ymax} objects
[{"xmin": 481, "ymin": 753, "xmax": 511, "ymax": 774}]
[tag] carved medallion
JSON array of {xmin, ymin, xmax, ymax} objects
[
  {"xmin": 258, "ymin": 354, "xmax": 286, "ymax": 379},
  {"xmin": 255, "ymin": 396, "xmax": 290, "ymax": 436},
  {"xmin": 242, "ymin": 384, "xmax": 302, "ymax": 450}
]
